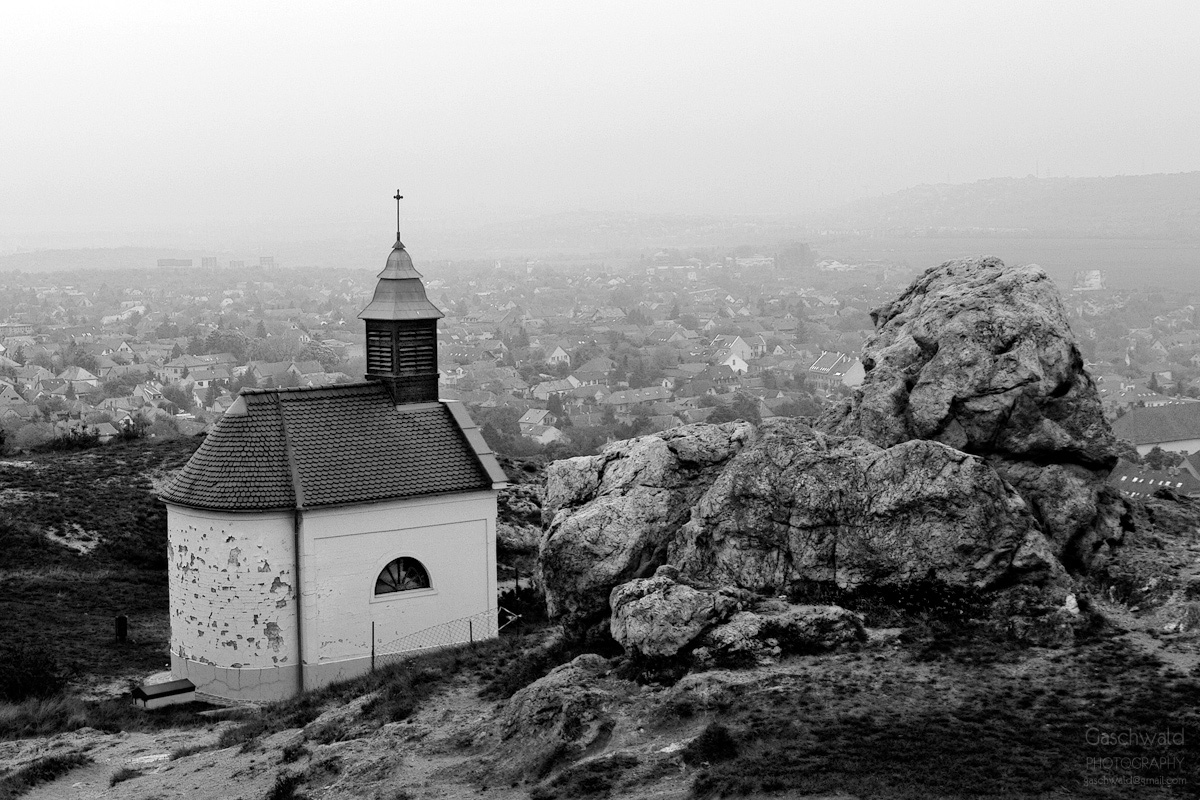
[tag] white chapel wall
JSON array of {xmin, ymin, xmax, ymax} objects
[
  {"xmin": 166, "ymin": 489, "xmax": 499, "ymax": 698},
  {"xmin": 166, "ymin": 505, "xmax": 301, "ymax": 700},
  {"xmin": 300, "ymin": 490, "xmax": 498, "ymax": 687}
]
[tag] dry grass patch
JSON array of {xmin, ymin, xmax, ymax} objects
[
  {"xmin": 0, "ymin": 752, "xmax": 92, "ymax": 800},
  {"xmin": 687, "ymin": 635, "xmax": 1199, "ymax": 799}
]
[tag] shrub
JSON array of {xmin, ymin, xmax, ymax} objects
[
  {"xmin": 264, "ymin": 771, "xmax": 305, "ymax": 800},
  {"xmin": 109, "ymin": 766, "xmax": 142, "ymax": 786},
  {"xmin": 478, "ymin": 636, "xmax": 594, "ymax": 700},
  {"xmin": 0, "ymin": 642, "xmax": 73, "ymax": 701},
  {"xmin": 530, "ymin": 752, "xmax": 640, "ymax": 799},
  {"xmin": 682, "ymin": 722, "xmax": 738, "ymax": 767},
  {"xmin": 37, "ymin": 427, "xmax": 101, "ymax": 452},
  {"xmin": 662, "ymin": 699, "xmax": 694, "ymax": 721},
  {"xmin": 170, "ymin": 743, "xmax": 212, "ymax": 760},
  {"xmin": 9, "ymin": 423, "xmax": 54, "ymax": 451},
  {"xmin": 496, "ymin": 585, "xmax": 548, "ymax": 627},
  {"xmin": 304, "ymin": 755, "xmax": 342, "ymax": 782},
  {"xmin": 217, "ymin": 717, "xmax": 267, "ymax": 751},
  {"xmin": 280, "ymin": 740, "xmax": 308, "ymax": 764},
  {"xmin": 0, "ymin": 695, "xmax": 215, "ymax": 741},
  {"xmin": 304, "ymin": 720, "xmax": 348, "ymax": 745}
]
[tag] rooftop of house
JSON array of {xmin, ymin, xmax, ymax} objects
[
  {"xmin": 159, "ymin": 382, "xmax": 506, "ymax": 512},
  {"xmin": 1112, "ymin": 402, "xmax": 1200, "ymax": 445},
  {"xmin": 1110, "ymin": 458, "xmax": 1200, "ymax": 498}
]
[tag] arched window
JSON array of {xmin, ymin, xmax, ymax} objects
[{"xmin": 374, "ymin": 557, "xmax": 431, "ymax": 595}]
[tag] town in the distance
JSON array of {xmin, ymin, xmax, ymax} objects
[{"xmin": 1, "ymin": 246, "xmax": 1197, "ymax": 500}]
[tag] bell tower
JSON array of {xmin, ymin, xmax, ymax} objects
[{"xmin": 358, "ymin": 192, "xmax": 444, "ymax": 404}]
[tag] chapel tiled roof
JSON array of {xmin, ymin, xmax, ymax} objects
[{"xmin": 160, "ymin": 382, "xmax": 505, "ymax": 511}]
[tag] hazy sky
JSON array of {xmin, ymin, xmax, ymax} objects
[{"xmin": 3, "ymin": 1, "xmax": 1199, "ymax": 243}]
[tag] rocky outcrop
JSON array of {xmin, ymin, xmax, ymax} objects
[
  {"xmin": 609, "ymin": 567, "xmax": 747, "ymax": 658},
  {"xmin": 495, "ymin": 654, "xmax": 618, "ymax": 779},
  {"xmin": 537, "ymin": 258, "xmax": 1124, "ymax": 649},
  {"xmin": 538, "ymin": 422, "xmax": 753, "ymax": 633},
  {"xmin": 818, "ymin": 257, "xmax": 1121, "ymax": 571},
  {"xmin": 694, "ymin": 601, "xmax": 866, "ymax": 667},
  {"xmin": 497, "ymin": 484, "xmax": 545, "ymax": 555},
  {"xmin": 669, "ymin": 419, "xmax": 1064, "ymax": 595},
  {"xmin": 609, "ymin": 568, "xmax": 866, "ymax": 665}
]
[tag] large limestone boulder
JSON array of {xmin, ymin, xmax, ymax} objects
[
  {"xmin": 670, "ymin": 419, "xmax": 1063, "ymax": 595},
  {"xmin": 609, "ymin": 569, "xmax": 865, "ymax": 665},
  {"xmin": 818, "ymin": 257, "xmax": 1121, "ymax": 570},
  {"xmin": 695, "ymin": 601, "xmax": 866, "ymax": 667},
  {"xmin": 608, "ymin": 567, "xmax": 746, "ymax": 658},
  {"xmin": 538, "ymin": 422, "xmax": 753, "ymax": 632},
  {"xmin": 536, "ymin": 257, "xmax": 1121, "ymax": 646},
  {"xmin": 494, "ymin": 654, "xmax": 617, "ymax": 780}
]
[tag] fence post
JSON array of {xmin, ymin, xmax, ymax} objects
[
  {"xmin": 469, "ymin": 619, "xmax": 474, "ymax": 644},
  {"xmin": 371, "ymin": 621, "xmax": 375, "ymax": 672}
]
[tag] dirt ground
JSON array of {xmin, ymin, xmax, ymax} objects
[{"xmin": 7, "ymin": 616, "xmax": 1197, "ymax": 800}]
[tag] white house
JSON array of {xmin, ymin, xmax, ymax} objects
[
  {"xmin": 807, "ymin": 351, "xmax": 865, "ymax": 393},
  {"xmin": 1113, "ymin": 403, "xmax": 1200, "ymax": 456},
  {"xmin": 158, "ymin": 231, "xmax": 507, "ymax": 703},
  {"xmin": 710, "ymin": 335, "xmax": 754, "ymax": 364},
  {"xmin": 523, "ymin": 423, "xmax": 564, "ymax": 445},
  {"xmin": 714, "ymin": 348, "xmax": 749, "ymax": 375},
  {"xmin": 518, "ymin": 408, "xmax": 555, "ymax": 432},
  {"xmin": 546, "ymin": 346, "xmax": 571, "ymax": 366}
]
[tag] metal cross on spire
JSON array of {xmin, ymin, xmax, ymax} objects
[{"xmin": 393, "ymin": 190, "xmax": 404, "ymax": 240}]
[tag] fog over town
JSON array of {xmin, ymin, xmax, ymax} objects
[
  {"xmin": 3, "ymin": 2, "xmax": 1198, "ymax": 256},
  {"xmin": 3, "ymin": 4, "xmax": 1200, "ymax": 800}
]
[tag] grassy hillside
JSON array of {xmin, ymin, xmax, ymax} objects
[
  {"xmin": 0, "ymin": 437, "xmax": 201, "ymax": 688},
  {"xmin": 1, "ymin": 437, "xmax": 1198, "ymax": 798}
]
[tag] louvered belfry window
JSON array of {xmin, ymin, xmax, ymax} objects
[
  {"xmin": 366, "ymin": 325, "xmax": 393, "ymax": 374},
  {"xmin": 394, "ymin": 321, "xmax": 436, "ymax": 375},
  {"xmin": 365, "ymin": 319, "xmax": 438, "ymax": 403},
  {"xmin": 367, "ymin": 320, "xmax": 436, "ymax": 379}
]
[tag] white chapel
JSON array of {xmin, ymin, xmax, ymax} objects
[{"xmin": 159, "ymin": 229, "xmax": 507, "ymax": 702}]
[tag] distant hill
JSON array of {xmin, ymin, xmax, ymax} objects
[
  {"xmin": 425, "ymin": 210, "xmax": 810, "ymax": 257},
  {"xmin": 4, "ymin": 173, "xmax": 1198, "ymax": 270},
  {"xmin": 0, "ymin": 246, "xmax": 242, "ymax": 273},
  {"xmin": 0, "ymin": 217, "xmax": 816, "ymax": 270},
  {"xmin": 818, "ymin": 172, "xmax": 1200, "ymax": 239}
]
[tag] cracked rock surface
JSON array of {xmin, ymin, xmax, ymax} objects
[
  {"xmin": 537, "ymin": 422, "xmax": 753, "ymax": 632},
  {"xmin": 670, "ymin": 419, "xmax": 1065, "ymax": 595},
  {"xmin": 818, "ymin": 257, "xmax": 1122, "ymax": 570},
  {"xmin": 538, "ymin": 258, "xmax": 1121, "ymax": 639}
]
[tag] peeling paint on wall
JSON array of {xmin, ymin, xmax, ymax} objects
[
  {"xmin": 168, "ymin": 509, "xmax": 298, "ymax": 673},
  {"xmin": 169, "ymin": 494, "xmax": 498, "ymax": 701},
  {"xmin": 264, "ymin": 622, "xmax": 283, "ymax": 652}
]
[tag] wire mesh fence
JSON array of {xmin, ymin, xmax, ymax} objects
[{"xmin": 372, "ymin": 606, "xmax": 520, "ymax": 669}]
